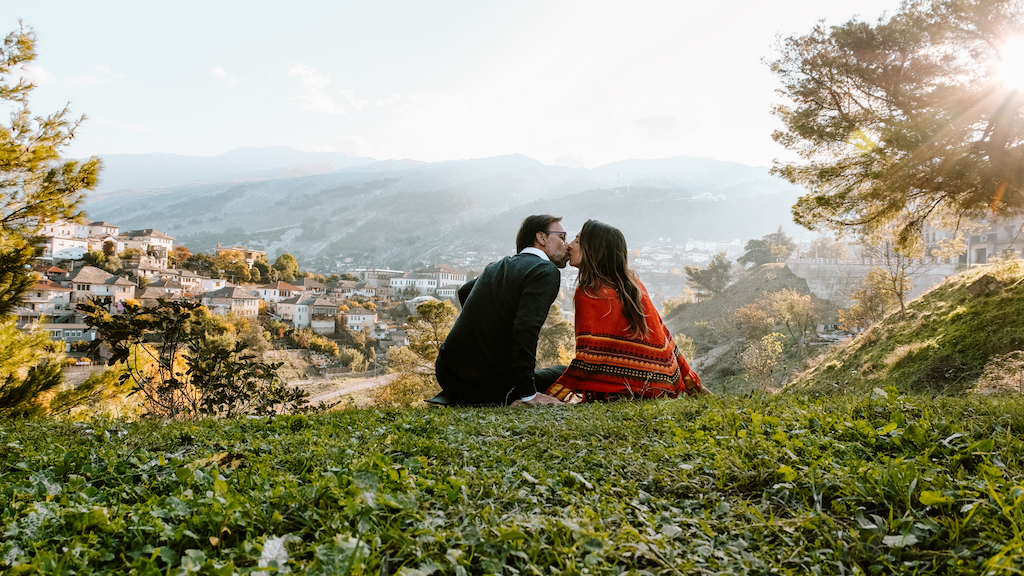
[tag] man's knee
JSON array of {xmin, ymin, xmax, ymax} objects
[{"xmin": 535, "ymin": 365, "xmax": 567, "ymax": 389}]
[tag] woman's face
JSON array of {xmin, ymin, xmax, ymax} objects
[{"xmin": 568, "ymin": 233, "xmax": 583, "ymax": 268}]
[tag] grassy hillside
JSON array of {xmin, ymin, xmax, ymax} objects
[
  {"xmin": 661, "ymin": 264, "xmax": 835, "ymax": 391},
  {"xmin": 3, "ymin": 394, "xmax": 1024, "ymax": 574},
  {"xmin": 788, "ymin": 259, "xmax": 1024, "ymax": 394},
  {"xmin": 665, "ymin": 264, "xmax": 830, "ymax": 348}
]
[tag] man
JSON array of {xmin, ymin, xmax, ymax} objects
[{"xmin": 435, "ymin": 214, "xmax": 569, "ymax": 406}]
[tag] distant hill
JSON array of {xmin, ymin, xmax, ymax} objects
[
  {"xmin": 81, "ymin": 147, "xmax": 804, "ymax": 268},
  {"xmin": 89, "ymin": 146, "xmax": 376, "ymax": 192},
  {"xmin": 786, "ymin": 260, "xmax": 1024, "ymax": 394}
]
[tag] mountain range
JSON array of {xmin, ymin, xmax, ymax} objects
[{"xmin": 82, "ymin": 146, "xmax": 803, "ymax": 270}]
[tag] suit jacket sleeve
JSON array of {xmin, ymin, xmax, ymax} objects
[
  {"xmin": 457, "ymin": 278, "xmax": 476, "ymax": 307},
  {"xmin": 509, "ymin": 265, "xmax": 561, "ymax": 398}
]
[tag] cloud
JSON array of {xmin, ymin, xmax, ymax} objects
[
  {"xmin": 66, "ymin": 66, "xmax": 115, "ymax": 88},
  {"xmin": 13, "ymin": 63, "xmax": 56, "ymax": 86},
  {"xmin": 211, "ymin": 67, "xmax": 237, "ymax": 85},
  {"xmin": 288, "ymin": 63, "xmax": 345, "ymax": 114}
]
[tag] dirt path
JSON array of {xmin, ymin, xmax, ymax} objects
[{"xmin": 303, "ymin": 373, "xmax": 397, "ymax": 407}]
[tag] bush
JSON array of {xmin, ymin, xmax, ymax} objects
[
  {"xmin": 370, "ymin": 372, "xmax": 439, "ymax": 408},
  {"xmin": 338, "ymin": 347, "xmax": 366, "ymax": 370}
]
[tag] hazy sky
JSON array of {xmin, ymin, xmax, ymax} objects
[{"xmin": 6, "ymin": 0, "xmax": 899, "ymax": 168}]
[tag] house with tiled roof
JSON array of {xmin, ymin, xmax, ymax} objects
[
  {"xmin": 146, "ymin": 279, "xmax": 183, "ymax": 296},
  {"xmin": 291, "ymin": 277, "xmax": 327, "ymax": 294},
  {"xmin": 276, "ymin": 295, "xmax": 312, "ymax": 328},
  {"xmin": 255, "ymin": 281, "xmax": 301, "ymax": 304},
  {"xmin": 413, "ymin": 264, "xmax": 467, "ymax": 288},
  {"xmin": 134, "ymin": 287, "xmax": 178, "ymax": 308},
  {"xmin": 13, "ymin": 278, "xmax": 72, "ymax": 325},
  {"xmin": 309, "ymin": 295, "xmax": 342, "ymax": 334},
  {"xmin": 199, "ymin": 286, "xmax": 259, "ymax": 316},
  {"xmin": 344, "ymin": 308, "xmax": 378, "ymax": 332},
  {"xmin": 67, "ymin": 266, "xmax": 136, "ymax": 311},
  {"xmin": 119, "ymin": 229, "xmax": 173, "ymax": 266}
]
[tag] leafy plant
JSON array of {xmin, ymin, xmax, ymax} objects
[{"xmin": 80, "ymin": 299, "xmax": 308, "ymax": 418}]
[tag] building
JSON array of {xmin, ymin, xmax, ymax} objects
[
  {"xmin": 200, "ymin": 286, "xmax": 259, "ymax": 316},
  {"xmin": 119, "ymin": 229, "xmax": 175, "ymax": 253},
  {"xmin": 309, "ymin": 295, "xmax": 341, "ymax": 334},
  {"xmin": 924, "ymin": 217, "xmax": 1024, "ymax": 265},
  {"xmin": 215, "ymin": 244, "xmax": 268, "ymax": 269},
  {"xmin": 412, "ymin": 264, "xmax": 467, "ymax": 288},
  {"xmin": 291, "ymin": 277, "xmax": 327, "ymax": 294},
  {"xmin": 348, "ymin": 268, "xmax": 404, "ymax": 298},
  {"xmin": 36, "ymin": 219, "xmax": 122, "ymax": 261},
  {"xmin": 13, "ymin": 278, "xmax": 72, "ymax": 325},
  {"xmin": 255, "ymin": 281, "xmax": 302, "ymax": 304},
  {"xmin": 146, "ymin": 279, "xmax": 183, "ymax": 296},
  {"xmin": 277, "ymin": 295, "xmax": 311, "ymax": 328},
  {"xmin": 67, "ymin": 266, "xmax": 136, "ymax": 311},
  {"xmin": 390, "ymin": 272, "xmax": 438, "ymax": 295},
  {"xmin": 36, "ymin": 323, "xmax": 99, "ymax": 351},
  {"xmin": 344, "ymin": 308, "xmax": 378, "ymax": 332}
]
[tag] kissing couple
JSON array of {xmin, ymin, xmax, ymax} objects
[{"xmin": 434, "ymin": 214, "xmax": 708, "ymax": 406}]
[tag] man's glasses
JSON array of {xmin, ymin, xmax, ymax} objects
[{"xmin": 543, "ymin": 231, "xmax": 567, "ymax": 241}]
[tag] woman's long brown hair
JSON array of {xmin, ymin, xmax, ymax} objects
[{"xmin": 576, "ymin": 219, "xmax": 648, "ymax": 339}]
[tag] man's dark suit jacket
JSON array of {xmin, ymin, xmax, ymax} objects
[{"xmin": 435, "ymin": 252, "xmax": 560, "ymax": 405}]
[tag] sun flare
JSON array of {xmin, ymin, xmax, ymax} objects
[{"xmin": 997, "ymin": 38, "xmax": 1024, "ymax": 89}]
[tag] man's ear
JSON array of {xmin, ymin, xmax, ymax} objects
[{"xmin": 535, "ymin": 231, "xmax": 547, "ymax": 247}]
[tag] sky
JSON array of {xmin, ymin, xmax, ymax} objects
[{"xmin": 5, "ymin": 0, "xmax": 900, "ymax": 168}]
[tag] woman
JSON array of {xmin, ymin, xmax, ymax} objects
[{"xmin": 547, "ymin": 220, "xmax": 706, "ymax": 401}]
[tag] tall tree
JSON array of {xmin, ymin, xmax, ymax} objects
[
  {"xmin": 684, "ymin": 252, "xmax": 733, "ymax": 299},
  {"xmin": 0, "ymin": 24, "xmax": 100, "ymax": 315},
  {"xmin": 0, "ymin": 24, "xmax": 99, "ymax": 416},
  {"xmin": 763, "ymin": 289, "xmax": 819, "ymax": 357},
  {"xmin": 272, "ymin": 253, "xmax": 300, "ymax": 281},
  {"xmin": 375, "ymin": 299, "xmax": 457, "ymax": 407},
  {"xmin": 738, "ymin": 227, "xmax": 796, "ymax": 268},
  {"xmin": 213, "ymin": 248, "xmax": 250, "ymax": 283},
  {"xmin": 771, "ymin": 0, "xmax": 1024, "ymax": 249}
]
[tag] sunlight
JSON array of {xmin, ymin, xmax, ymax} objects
[{"xmin": 997, "ymin": 37, "xmax": 1024, "ymax": 89}]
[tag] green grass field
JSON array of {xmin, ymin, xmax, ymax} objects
[{"xmin": 4, "ymin": 392, "xmax": 1024, "ymax": 575}]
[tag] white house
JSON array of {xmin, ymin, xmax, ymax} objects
[
  {"xmin": 277, "ymin": 295, "xmax": 312, "ymax": 327},
  {"xmin": 255, "ymin": 281, "xmax": 302, "ymax": 304},
  {"xmin": 40, "ymin": 236, "xmax": 90, "ymax": 261},
  {"xmin": 413, "ymin": 264, "xmax": 467, "ymax": 288},
  {"xmin": 344, "ymin": 308, "xmax": 378, "ymax": 332},
  {"xmin": 309, "ymin": 295, "xmax": 341, "ymax": 334},
  {"xmin": 200, "ymin": 277, "xmax": 230, "ymax": 292},
  {"xmin": 146, "ymin": 279, "xmax": 183, "ymax": 296},
  {"xmin": 119, "ymin": 229, "xmax": 174, "ymax": 253},
  {"xmin": 37, "ymin": 323, "xmax": 99, "ymax": 350},
  {"xmin": 67, "ymin": 266, "xmax": 136, "ymax": 311},
  {"xmin": 291, "ymin": 277, "xmax": 327, "ymax": 294},
  {"xmin": 37, "ymin": 219, "xmax": 122, "ymax": 261},
  {"xmin": 200, "ymin": 286, "xmax": 259, "ymax": 316},
  {"xmin": 391, "ymin": 272, "xmax": 438, "ymax": 295},
  {"xmin": 13, "ymin": 278, "xmax": 72, "ymax": 325}
]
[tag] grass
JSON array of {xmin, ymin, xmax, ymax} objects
[
  {"xmin": 3, "ymin": 391, "xmax": 1024, "ymax": 574},
  {"xmin": 789, "ymin": 259, "xmax": 1024, "ymax": 395}
]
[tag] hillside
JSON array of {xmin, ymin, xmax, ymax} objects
[
  {"xmin": 665, "ymin": 264, "xmax": 827, "ymax": 343},
  {"xmin": 787, "ymin": 259, "xmax": 1024, "ymax": 394},
  {"xmin": 81, "ymin": 148, "xmax": 802, "ymax": 269}
]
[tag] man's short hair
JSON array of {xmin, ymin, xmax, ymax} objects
[{"xmin": 516, "ymin": 214, "xmax": 562, "ymax": 253}]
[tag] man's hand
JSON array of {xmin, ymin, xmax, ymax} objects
[{"xmin": 510, "ymin": 393, "xmax": 564, "ymax": 407}]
